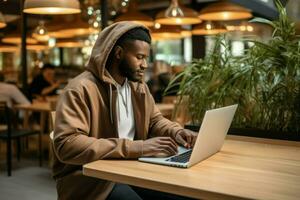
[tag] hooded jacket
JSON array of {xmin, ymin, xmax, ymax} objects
[{"xmin": 52, "ymin": 21, "xmax": 183, "ymax": 200}]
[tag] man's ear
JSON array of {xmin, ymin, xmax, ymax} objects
[{"xmin": 114, "ymin": 45, "xmax": 123, "ymax": 60}]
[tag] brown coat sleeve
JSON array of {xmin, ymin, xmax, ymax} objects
[{"xmin": 53, "ymin": 89, "xmax": 143, "ymax": 165}]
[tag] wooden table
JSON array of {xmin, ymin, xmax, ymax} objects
[
  {"xmin": 83, "ymin": 136, "xmax": 300, "ymax": 200},
  {"xmin": 14, "ymin": 101, "xmax": 52, "ymax": 166}
]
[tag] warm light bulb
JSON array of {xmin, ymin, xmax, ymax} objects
[
  {"xmin": 247, "ymin": 25, "xmax": 253, "ymax": 32},
  {"xmin": 165, "ymin": 0, "xmax": 184, "ymax": 18},
  {"xmin": 154, "ymin": 23, "xmax": 161, "ymax": 29},
  {"xmin": 33, "ymin": 21, "xmax": 49, "ymax": 42},
  {"xmin": 206, "ymin": 23, "xmax": 212, "ymax": 30}
]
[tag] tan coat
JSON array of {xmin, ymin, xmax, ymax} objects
[{"xmin": 52, "ymin": 21, "xmax": 183, "ymax": 200}]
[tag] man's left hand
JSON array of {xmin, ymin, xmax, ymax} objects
[{"xmin": 174, "ymin": 129, "xmax": 197, "ymax": 149}]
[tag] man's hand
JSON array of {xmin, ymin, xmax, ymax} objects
[
  {"xmin": 142, "ymin": 137, "xmax": 178, "ymax": 157},
  {"xmin": 174, "ymin": 129, "xmax": 197, "ymax": 149}
]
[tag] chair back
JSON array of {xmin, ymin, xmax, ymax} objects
[{"xmin": 49, "ymin": 111, "xmax": 56, "ymax": 140}]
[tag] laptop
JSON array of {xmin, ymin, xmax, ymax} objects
[{"xmin": 138, "ymin": 104, "xmax": 238, "ymax": 168}]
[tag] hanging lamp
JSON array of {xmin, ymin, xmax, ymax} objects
[
  {"xmin": 55, "ymin": 39, "xmax": 85, "ymax": 48},
  {"xmin": 115, "ymin": 0, "xmax": 154, "ymax": 27},
  {"xmin": 27, "ymin": 44, "xmax": 49, "ymax": 51},
  {"xmin": 23, "ymin": 0, "xmax": 81, "ymax": 15},
  {"xmin": 155, "ymin": 0, "xmax": 201, "ymax": 25},
  {"xmin": 0, "ymin": 12, "xmax": 7, "ymax": 28},
  {"xmin": 0, "ymin": 43, "xmax": 18, "ymax": 52},
  {"xmin": 198, "ymin": 1, "xmax": 252, "ymax": 21},
  {"xmin": 2, "ymin": 34, "xmax": 38, "ymax": 45},
  {"xmin": 57, "ymin": 14, "xmax": 99, "ymax": 37},
  {"xmin": 151, "ymin": 25, "xmax": 182, "ymax": 41},
  {"xmin": 192, "ymin": 21, "xmax": 227, "ymax": 35},
  {"xmin": 32, "ymin": 21, "xmax": 50, "ymax": 42},
  {"xmin": 46, "ymin": 17, "xmax": 77, "ymax": 39}
]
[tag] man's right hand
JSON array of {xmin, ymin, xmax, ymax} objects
[{"xmin": 142, "ymin": 137, "xmax": 178, "ymax": 157}]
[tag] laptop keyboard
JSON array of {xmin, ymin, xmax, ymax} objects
[{"xmin": 167, "ymin": 150, "xmax": 192, "ymax": 163}]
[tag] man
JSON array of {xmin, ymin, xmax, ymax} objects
[
  {"xmin": 30, "ymin": 63, "xmax": 61, "ymax": 98},
  {"xmin": 52, "ymin": 22, "xmax": 197, "ymax": 200},
  {"xmin": 0, "ymin": 72, "xmax": 30, "ymax": 108}
]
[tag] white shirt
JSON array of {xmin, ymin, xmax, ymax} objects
[
  {"xmin": 116, "ymin": 79, "xmax": 135, "ymax": 140},
  {"xmin": 0, "ymin": 82, "xmax": 30, "ymax": 108}
]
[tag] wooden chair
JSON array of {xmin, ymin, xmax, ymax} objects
[
  {"xmin": 162, "ymin": 96, "xmax": 190, "ymax": 126},
  {"xmin": 49, "ymin": 111, "xmax": 55, "ymax": 167},
  {"xmin": 0, "ymin": 101, "xmax": 41, "ymax": 176}
]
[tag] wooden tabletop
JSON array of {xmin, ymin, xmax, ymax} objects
[
  {"xmin": 83, "ymin": 137, "xmax": 300, "ymax": 200},
  {"xmin": 14, "ymin": 102, "xmax": 51, "ymax": 112}
]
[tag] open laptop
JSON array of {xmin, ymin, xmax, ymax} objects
[{"xmin": 138, "ymin": 104, "xmax": 238, "ymax": 168}]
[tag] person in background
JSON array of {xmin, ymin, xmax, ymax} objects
[
  {"xmin": 29, "ymin": 63, "xmax": 61, "ymax": 98},
  {"xmin": 147, "ymin": 60, "xmax": 172, "ymax": 102},
  {"xmin": 52, "ymin": 22, "xmax": 197, "ymax": 200},
  {"xmin": 0, "ymin": 72, "xmax": 30, "ymax": 108}
]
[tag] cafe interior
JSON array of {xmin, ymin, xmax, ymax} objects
[{"xmin": 0, "ymin": 0, "xmax": 299, "ymax": 199}]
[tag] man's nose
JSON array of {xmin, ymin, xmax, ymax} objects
[{"xmin": 141, "ymin": 59, "xmax": 147, "ymax": 69}]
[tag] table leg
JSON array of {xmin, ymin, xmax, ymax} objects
[{"xmin": 39, "ymin": 112, "xmax": 46, "ymax": 167}]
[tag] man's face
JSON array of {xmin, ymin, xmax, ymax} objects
[
  {"xmin": 43, "ymin": 68, "xmax": 55, "ymax": 83},
  {"xmin": 119, "ymin": 40, "xmax": 150, "ymax": 82}
]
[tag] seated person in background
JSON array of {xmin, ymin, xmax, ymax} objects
[
  {"xmin": 147, "ymin": 60, "xmax": 172, "ymax": 102},
  {"xmin": 53, "ymin": 22, "xmax": 197, "ymax": 200},
  {"xmin": 30, "ymin": 63, "xmax": 61, "ymax": 98},
  {"xmin": 0, "ymin": 72, "xmax": 30, "ymax": 108}
]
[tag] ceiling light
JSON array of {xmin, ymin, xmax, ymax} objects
[
  {"xmin": 155, "ymin": 0, "xmax": 201, "ymax": 25},
  {"xmin": 23, "ymin": 0, "xmax": 81, "ymax": 15},
  {"xmin": 151, "ymin": 25, "xmax": 182, "ymax": 41},
  {"xmin": 0, "ymin": 45, "xmax": 18, "ymax": 52},
  {"xmin": 57, "ymin": 15, "xmax": 99, "ymax": 37},
  {"xmin": 2, "ymin": 34, "xmax": 38, "ymax": 44},
  {"xmin": 0, "ymin": 12, "xmax": 6, "ymax": 28},
  {"xmin": 192, "ymin": 21, "xmax": 227, "ymax": 35},
  {"xmin": 55, "ymin": 39, "xmax": 85, "ymax": 48},
  {"xmin": 32, "ymin": 21, "xmax": 50, "ymax": 42},
  {"xmin": 115, "ymin": 0, "xmax": 154, "ymax": 27},
  {"xmin": 27, "ymin": 44, "xmax": 49, "ymax": 51},
  {"xmin": 198, "ymin": 1, "xmax": 252, "ymax": 21}
]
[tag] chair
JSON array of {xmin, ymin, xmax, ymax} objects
[
  {"xmin": 49, "ymin": 111, "xmax": 55, "ymax": 167},
  {"xmin": 0, "ymin": 101, "xmax": 41, "ymax": 176},
  {"xmin": 162, "ymin": 96, "xmax": 190, "ymax": 126}
]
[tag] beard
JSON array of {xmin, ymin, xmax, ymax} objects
[{"xmin": 119, "ymin": 58, "xmax": 143, "ymax": 82}]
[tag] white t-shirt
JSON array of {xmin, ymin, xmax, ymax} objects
[
  {"xmin": 116, "ymin": 79, "xmax": 135, "ymax": 140},
  {"xmin": 0, "ymin": 82, "xmax": 30, "ymax": 108}
]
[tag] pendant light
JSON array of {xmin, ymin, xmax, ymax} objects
[
  {"xmin": 151, "ymin": 25, "xmax": 182, "ymax": 41},
  {"xmin": 0, "ymin": 12, "xmax": 6, "ymax": 28},
  {"xmin": 23, "ymin": 0, "xmax": 81, "ymax": 15},
  {"xmin": 0, "ymin": 44, "xmax": 18, "ymax": 52},
  {"xmin": 57, "ymin": 15, "xmax": 99, "ymax": 37},
  {"xmin": 46, "ymin": 17, "xmax": 77, "ymax": 39},
  {"xmin": 2, "ymin": 34, "xmax": 38, "ymax": 45},
  {"xmin": 32, "ymin": 21, "xmax": 50, "ymax": 42},
  {"xmin": 115, "ymin": 0, "xmax": 154, "ymax": 27},
  {"xmin": 27, "ymin": 44, "xmax": 49, "ymax": 51},
  {"xmin": 198, "ymin": 1, "xmax": 252, "ymax": 21},
  {"xmin": 55, "ymin": 39, "xmax": 85, "ymax": 48},
  {"xmin": 192, "ymin": 21, "xmax": 227, "ymax": 35},
  {"xmin": 155, "ymin": 0, "xmax": 201, "ymax": 25}
]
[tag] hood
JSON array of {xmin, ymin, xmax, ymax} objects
[{"xmin": 86, "ymin": 21, "xmax": 150, "ymax": 85}]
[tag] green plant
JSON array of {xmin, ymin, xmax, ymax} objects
[{"xmin": 165, "ymin": 0, "xmax": 300, "ymax": 133}]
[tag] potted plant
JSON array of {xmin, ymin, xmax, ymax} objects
[{"xmin": 165, "ymin": 0, "xmax": 300, "ymax": 140}]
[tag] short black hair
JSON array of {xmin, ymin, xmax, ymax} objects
[
  {"xmin": 116, "ymin": 27, "xmax": 151, "ymax": 47},
  {"xmin": 42, "ymin": 63, "xmax": 55, "ymax": 71}
]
